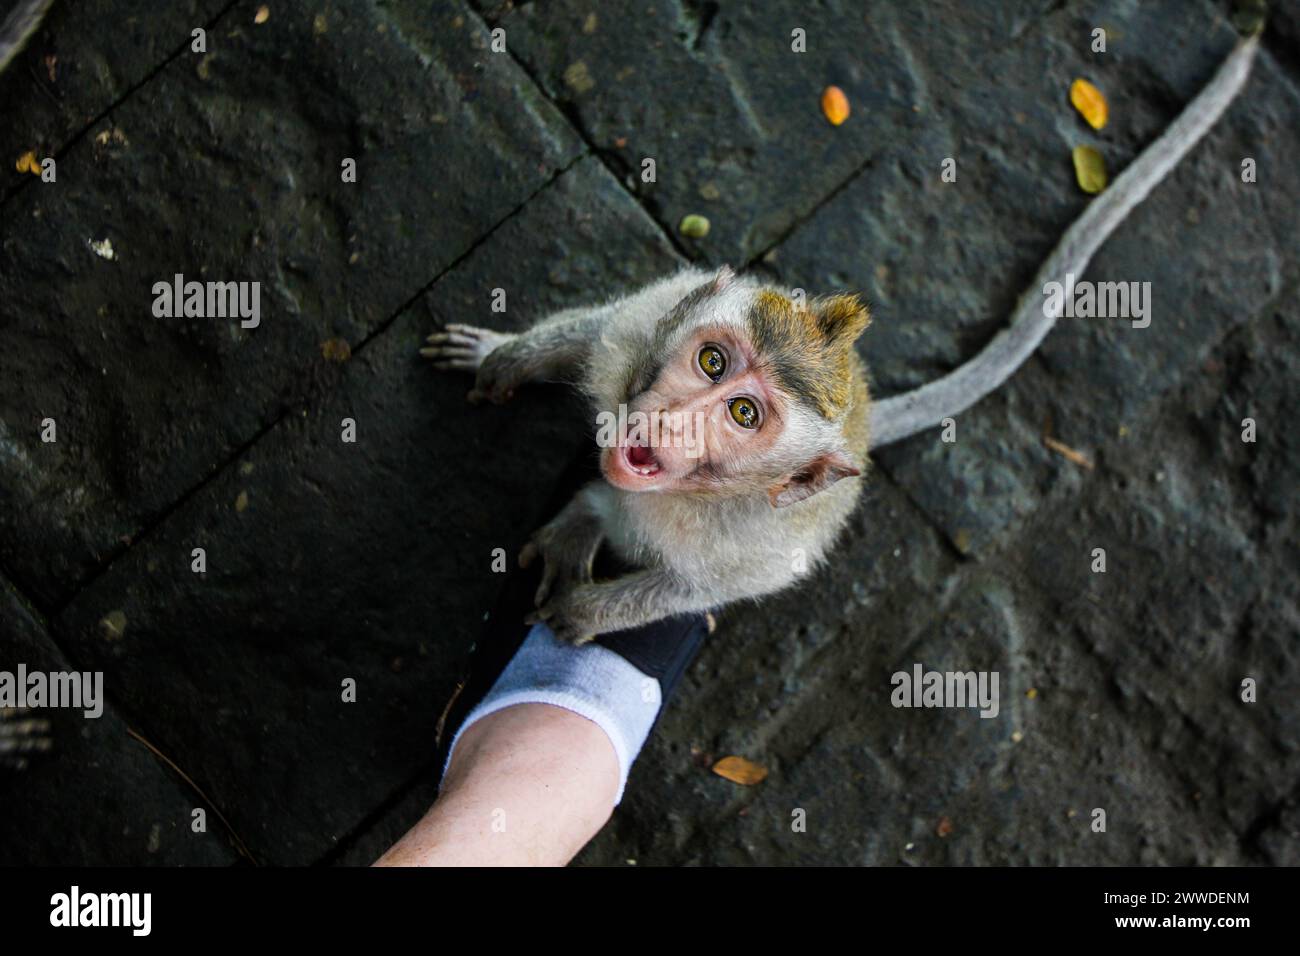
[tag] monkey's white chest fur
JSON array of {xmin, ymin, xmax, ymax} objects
[{"xmin": 595, "ymin": 479, "xmax": 861, "ymax": 606}]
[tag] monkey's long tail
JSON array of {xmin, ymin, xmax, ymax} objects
[
  {"xmin": 0, "ymin": 0, "xmax": 53, "ymax": 75},
  {"xmin": 868, "ymin": 33, "xmax": 1260, "ymax": 450}
]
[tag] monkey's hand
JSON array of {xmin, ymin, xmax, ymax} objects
[
  {"xmin": 526, "ymin": 583, "xmax": 603, "ymax": 646},
  {"xmin": 518, "ymin": 504, "xmax": 604, "ymax": 611},
  {"xmin": 420, "ymin": 324, "xmax": 523, "ymax": 404},
  {"xmin": 526, "ymin": 569, "xmax": 696, "ymax": 646}
]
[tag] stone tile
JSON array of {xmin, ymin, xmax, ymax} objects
[
  {"xmin": 0, "ymin": 0, "xmax": 584, "ymax": 607},
  {"xmin": 51, "ymin": 155, "xmax": 682, "ymax": 865},
  {"xmin": 486, "ymin": 0, "xmax": 930, "ymax": 264},
  {"xmin": 769, "ymin": 4, "xmax": 1296, "ymax": 554},
  {"xmin": 0, "ymin": 575, "xmax": 238, "ymax": 865},
  {"xmin": 0, "ymin": 1, "xmax": 231, "ymax": 201}
]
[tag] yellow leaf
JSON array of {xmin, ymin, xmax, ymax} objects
[
  {"xmin": 821, "ymin": 85, "xmax": 850, "ymax": 126},
  {"xmin": 712, "ymin": 755, "xmax": 768, "ymax": 786},
  {"xmin": 1070, "ymin": 78, "xmax": 1108, "ymax": 130},
  {"xmin": 15, "ymin": 150, "xmax": 36, "ymax": 174},
  {"xmin": 1072, "ymin": 145, "xmax": 1107, "ymax": 194}
]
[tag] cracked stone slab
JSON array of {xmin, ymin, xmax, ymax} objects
[
  {"xmin": 51, "ymin": 155, "xmax": 682, "ymax": 865},
  {"xmin": 0, "ymin": 575, "xmax": 238, "ymax": 865},
  {"xmin": 0, "ymin": 0, "xmax": 583, "ymax": 608},
  {"xmin": 483, "ymin": 0, "xmax": 931, "ymax": 264},
  {"xmin": 768, "ymin": 3, "xmax": 1295, "ymax": 555},
  {"xmin": 0, "ymin": 1, "xmax": 232, "ymax": 201}
]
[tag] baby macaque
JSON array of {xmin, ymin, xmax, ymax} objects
[
  {"xmin": 422, "ymin": 35, "xmax": 1258, "ymax": 643},
  {"xmin": 427, "ymin": 269, "xmax": 870, "ymax": 642}
]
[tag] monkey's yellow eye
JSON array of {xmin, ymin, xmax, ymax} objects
[
  {"xmin": 698, "ymin": 345, "xmax": 726, "ymax": 380},
  {"xmin": 728, "ymin": 396, "xmax": 760, "ymax": 429}
]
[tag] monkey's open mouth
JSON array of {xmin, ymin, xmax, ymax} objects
[{"xmin": 622, "ymin": 443, "xmax": 663, "ymax": 477}]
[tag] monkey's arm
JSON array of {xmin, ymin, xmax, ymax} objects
[
  {"xmin": 422, "ymin": 304, "xmax": 615, "ymax": 403},
  {"xmin": 422, "ymin": 268, "xmax": 709, "ymax": 403},
  {"xmin": 869, "ymin": 33, "xmax": 1259, "ymax": 448}
]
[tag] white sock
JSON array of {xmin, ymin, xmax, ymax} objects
[{"xmin": 442, "ymin": 624, "xmax": 663, "ymax": 804}]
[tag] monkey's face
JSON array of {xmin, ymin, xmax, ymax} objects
[
  {"xmin": 599, "ymin": 271, "xmax": 866, "ymax": 506},
  {"xmin": 600, "ymin": 326, "xmax": 795, "ymax": 496}
]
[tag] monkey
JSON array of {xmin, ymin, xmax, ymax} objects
[
  {"xmin": 421, "ymin": 35, "xmax": 1258, "ymax": 645},
  {"xmin": 0, "ymin": 0, "xmax": 53, "ymax": 75}
]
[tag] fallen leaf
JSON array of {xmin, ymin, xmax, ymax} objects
[
  {"xmin": 320, "ymin": 338, "xmax": 352, "ymax": 363},
  {"xmin": 100, "ymin": 610, "xmax": 128, "ymax": 641},
  {"xmin": 563, "ymin": 61, "xmax": 595, "ymax": 93},
  {"xmin": 936, "ymin": 816, "xmax": 954, "ymax": 837},
  {"xmin": 254, "ymin": 5, "xmax": 270, "ymax": 24},
  {"xmin": 1043, "ymin": 435, "xmax": 1094, "ymax": 469},
  {"xmin": 235, "ymin": 491, "xmax": 249, "ymax": 512},
  {"xmin": 14, "ymin": 150, "xmax": 37, "ymax": 174},
  {"xmin": 679, "ymin": 214, "xmax": 710, "ymax": 238},
  {"xmin": 821, "ymin": 85, "xmax": 850, "ymax": 126},
  {"xmin": 1069, "ymin": 78, "xmax": 1108, "ymax": 130},
  {"xmin": 87, "ymin": 237, "xmax": 115, "ymax": 260},
  {"xmin": 1072, "ymin": 145, "xmax": 1107, "ymax": 194},
  {"xmin": 712, "ymin": 755, "xmax": 768, "ymax": 786}
]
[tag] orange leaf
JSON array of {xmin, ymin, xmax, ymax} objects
[
  {"xmin": 1069, "ymin": 78, "xmax": 1108, "ymax": 130},
  {"xmin": 821, "ymin": 86, "xmax": 850, "ymax": 126},
  {"xmin": 712, "ymin": 755, "xmax": 768, "ymax": 786}
]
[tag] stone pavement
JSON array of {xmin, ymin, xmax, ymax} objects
[{"xmin": 1, "ymin": 0, "xmax": 1296, "ymax": 865}]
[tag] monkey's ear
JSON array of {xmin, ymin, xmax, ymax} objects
[
  {"xmin": 767, "ymin": 451, "xmax": 861, "ymax": 508},
  {"xmin": 812, "ymin": 294, "xmax": 870, "ymax": 345},
  {"xmin": 711, "ymin": 265, "xmax": 735, "ymax": 293}
]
